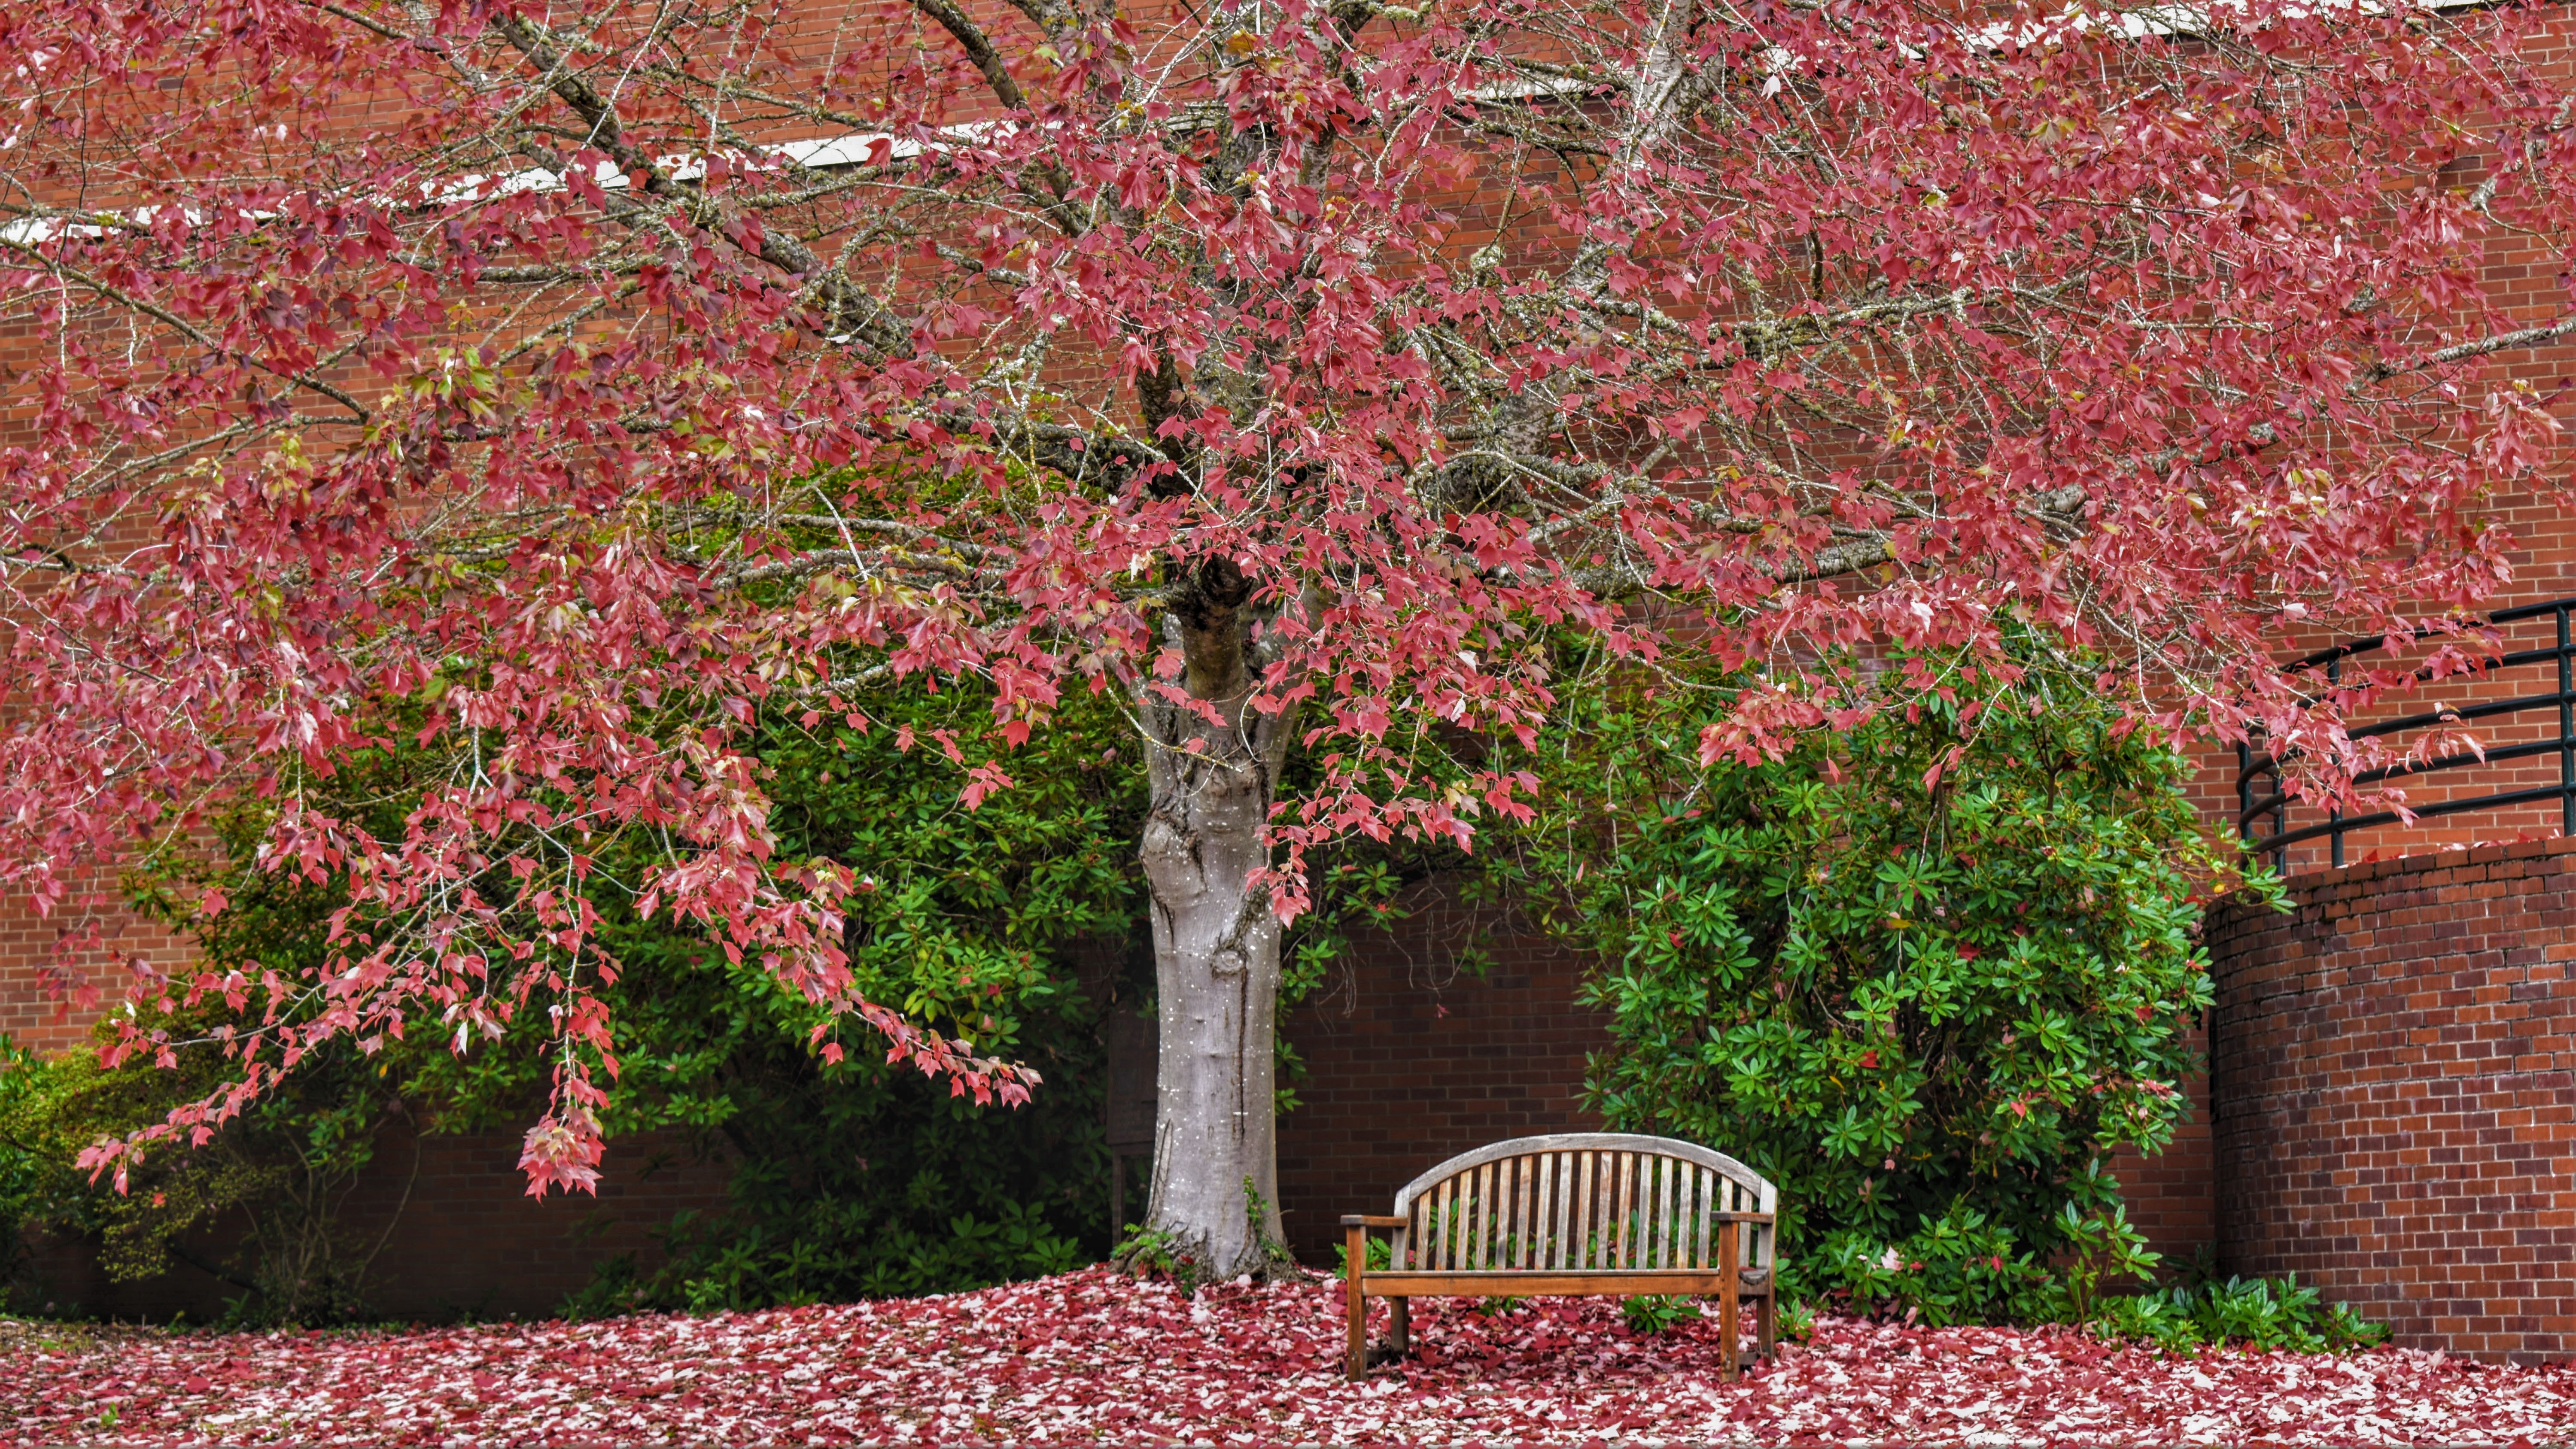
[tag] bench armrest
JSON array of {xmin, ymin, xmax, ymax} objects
[
  {"xmin": 1710, "ymin": 1212, "xmax": 1776, "ymax": 1224},
  {"xmin": 1340, "ymin": 1214, "xmax": 1407, "ymax": 1228}
]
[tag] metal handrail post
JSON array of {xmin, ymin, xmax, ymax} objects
[
  {"xmin": 2328, "ymin": 655, "xmax": 2344, "ymax": 870},
  {"xmin": 2272, "ymin": 751, "xmax": 2288, "ymax": 876},
  {"xmin": 2238, "ymin": 740, "xmax": 2253, "ymax": 848},
  {"xmin": 2560, "ymin": 604, "xmax": 2572, "ymax": 838}
]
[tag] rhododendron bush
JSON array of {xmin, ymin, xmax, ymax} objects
[
  {"xmin": 3, "ymin": 0, "xmax": 2572, "ymax": 1275},
  {"xmin": 5, "ymin": 1270, "xmax": 2576, "ymax": 1443},
  {"xmin": 1487, "ymin": 638, "xmax": 2255, "ymax": 1317}
]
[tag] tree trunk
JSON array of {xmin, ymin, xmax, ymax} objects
[{"xmin": 1131, "ymin": 562, "xmax": 1296, "ymax": 1281}]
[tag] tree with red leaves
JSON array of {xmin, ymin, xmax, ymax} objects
[{"xmin": 1, "ymin": 0, "xmax": 2569, "ymax": 1277}]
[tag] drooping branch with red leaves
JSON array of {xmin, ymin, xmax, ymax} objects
[{"xmin": 0, "ymin": 0, "xmax": 2568, "ymax": 1258}]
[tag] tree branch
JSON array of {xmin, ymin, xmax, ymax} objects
[{"xmin": 909, "ymin": 0, "xmax": 1031, "ymax": 112}]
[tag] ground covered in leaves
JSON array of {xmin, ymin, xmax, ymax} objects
[{"xmin": 4, "ymin": 1267, "xmax": 2573, "ymax": 1444}]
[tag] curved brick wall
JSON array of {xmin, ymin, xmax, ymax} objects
[{"xmin": 2209, "ymin": 837, "xmax": 2576, "ymax": 1363}]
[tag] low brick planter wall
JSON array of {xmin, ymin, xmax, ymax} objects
[{"xmin": 2210, "ymin": 836, "xmax": 2576, "ymax": 1363}]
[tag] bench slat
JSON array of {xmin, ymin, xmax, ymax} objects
[
  {"xmin": 1565, "ymin": 1153, "xmax": 1582, "ymax": 1270},
  {"xmin": 1636, "ymin": 1155, "xmax": 1655, "ymax": 1269},
  {"xmin": 1457, "ymin": 1169, "xmax": 1474, "ymax": 1270},
  {"xmin": 1593, "ymin": 1152, "xmax": 1610, "ymax": 1269},
  {"xmin": 1661, "ymin": 1155, "xmax": 1681, "ymax": 1268},
  {"xmin": 1676, "ymin": 1162, "xmax": 1693, "ymax": 1269},
  {"xmin": 1594, "ymin": 1153, "xmax": 1611, "ymax": 1270},
  {"xmin": 1459, "ymin": 1167, "xmax": 1472, "ymax": 1270},
  {"xmin": 1474, "ymin": 1159, "xmax": 1491, "ymax": 1271},
  {"xmin": 1691, "ymin": 1162, "xmax": 1711, "ymax": 1269},
  {"xmin": 1676, "ymin": 1158, "xmax": 1692, "ymax": 1268},
  {"xmin": 1440, "ymin": 1172, "xmax": 1460, "ymax": 1270},
  {"xmin": 1426, "ymin": 1176, "xmax": 1443, "ymax": 1270},
  {"xmin": 1594, "ymin": 1153, "xmax": 1608, "ymax": 1268},
  {"xmin": 1639, "ymin": 1152, "xmax": 1655, "ymax": 1267},
  {"xmin": 1527, "ymin": 1156, "xmax": 1541, "ymax": 1270},
  {"xmin": 1642, "ymin": 1154, "xmax": 1661, "ymax": 1269},
  {"xmin": 1457, "ymin": 1163, "xmax": 1474, "ymax": 1270},
  {"xmin": 1597, "ymin": 1158, "xmax": 1618, "ymax": 1271},
  {"xmin": 1631, "ymin": 1152, "xmax": 1647, "ymax": 1267},
  {"xmin": 1508, "ymin": 1157, "xmax": 1522, "ymax": 1271},
  {"xmin": 1560, "ymin": 1151, "xmax": 1578, "ymax": 1270},
  {"xmin": 1463, "ymin": 1158, "xmax": 1484, "ymax": 1271},
  {"xmin": 1619, "ymin": 1151, "xmax": 1639, "ymax": 1269},
  {"xmin": 1671, "ymin": 1160, "xmax": 1684, "ymax": 1269},
  {"xmin": 1484, "ymin": 1158, "xmax": 1502, "ymax": 1269},
  {"xmin": 1572, "ymin": 1151, "xmax": 1593, "ymax": 1269},
  {"xmin": 1713, "ymin": 1166, "xmax": 1731, "ymax": 1267},
  {"xmin": 1465, "ymin": 1164, "xmax": 1480, "ymax": 1269}
]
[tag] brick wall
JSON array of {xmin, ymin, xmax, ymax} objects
[
  {"xmin": 0, "ymin": 888, "xmax": 197, "ymax": 1058},
  {"xmin": 2, "ymin": 880, "xmax": 739, "ymax": 1324},
  {"xmin": 24, "ymin": 1125, "xmax": 734, "ymax": 1323},
  {"xmin": 2208, "ymin": 836, "xmax": 2576, "ymax": 1363},
  {"xmin": 2111, "ymin": 1030, "xmax": 2218, "ymax": 1273},
  {"xmin": 1272, "ymin": 882, "xmax": 1608, "ymax": 1264}
]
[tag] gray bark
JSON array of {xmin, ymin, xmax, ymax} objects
[{"xmin": 1134, "ymin": 560, "xmax": 1296, "ymax": 1280}]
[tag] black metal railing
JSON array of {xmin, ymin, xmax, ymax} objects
[{"xmin": 2236, "ymin": 595, "xmax": 2576, "ymax": 872}]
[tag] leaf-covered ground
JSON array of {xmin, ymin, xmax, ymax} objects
[{"xmin": 5, "ymin": 1267, "xmax": 2572, "ymax": 1445}]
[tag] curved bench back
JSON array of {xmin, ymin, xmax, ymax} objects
[{"xmin": 1389, "ymin": 1132, "xmax": 1776, "ymax": 1273}]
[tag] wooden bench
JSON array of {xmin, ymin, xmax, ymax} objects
[{"xmin": 1341, "ymin": 1132, "xmax": 1781, "ymax": 1380}]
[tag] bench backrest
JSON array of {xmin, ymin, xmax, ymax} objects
[{"xmin": 1389, "ymin": 1132, "xmax": 1776, "ymax": 1273}]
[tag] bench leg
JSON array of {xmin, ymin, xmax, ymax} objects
[
  {"xmin": 1345, "ymin": 1224, "xmax": 1369, "ymax": 1380},
  {"xmin": 1717, "ymin": 1221, "xmax": 1742, "ymax": 1382},
  {"xmin": 1757, "ymin": 1288, "xmax": 1777, "ymax": 1363},
  {"xmin": 1389, "ymin": 1297, "xmax": 1410, "ymax": 1356}
]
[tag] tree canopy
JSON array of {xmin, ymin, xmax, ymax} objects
[{"xmin": 1, "ymin": 0, "xmax": 2569, "ymax": 1229}]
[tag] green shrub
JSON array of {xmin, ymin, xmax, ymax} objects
[
  {"xmin": 1112, "ymin": 1224, "xmax": 1206, "ymax": 1294},
  {"xmin": 0, "ymin": 1036, "xmax": 68, "ymax": 1314},
  {"xmin": 1774, "ymin": 1294, "xmax": 1816, "ymax": 1342},
  {"xmin": 0, "ymin": 1005, "xmax": 415, "ymax": 1328},
  {"xmin": 554, "ymin": 970, "xmax": 1117, "ymax": 1315},
  {"xmin": 550, "ymin": 687, "xmax": 1142, "ymax": 1313},
  {"xmin": 1483, "ymin": 634, "xmax": 2281, "ymax": 1325},
  {"xmin": 2093, "ymin": 1273, "xmax": 2390, "ymax": 1353},
  {"xmin": 576, "ymin": 1198, "xmax": 1091, "ymax": 1317},
  {"xmin": 1621, "ymin": 1294, "xmax": 1703, "ymax": 1335},
  {"xmin": 1330, "ymin": 1232, "xmax": 1394, "ymax": 1275}
]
